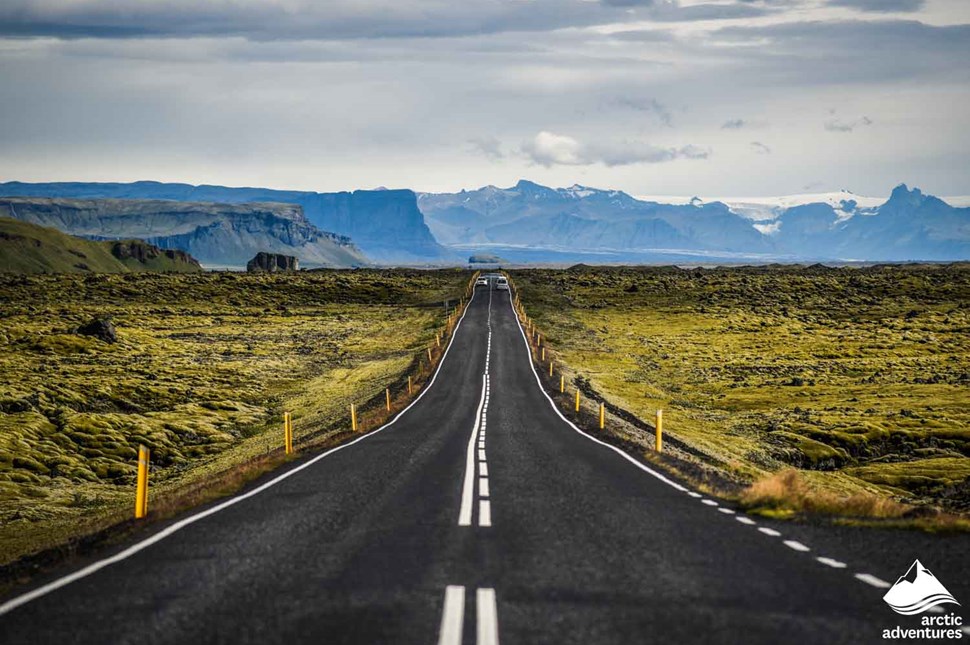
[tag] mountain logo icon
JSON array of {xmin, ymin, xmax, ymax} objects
[{"xmin": 883, "ymin": 560, "xmax": 960, "ymax": 615}]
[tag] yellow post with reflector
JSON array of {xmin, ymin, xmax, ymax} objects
[
  {"xmin": 575, "ymin": 389, "xmax": 580, "ymax": 413},
  {"xmin": 599, "ymin": 403, "xmax": 605, "ymax": 430},
  {"xmin": 284, "ymin": 412, "xmax": 293, "ymax": 455},
  {"xmin": 351, "ymin": 403, "xmax": 358, "ymax": 432},
  {"xmin": 386, "ymin": 388, "xmax": 391, "ymax": 412},
  {"xmin": 655, "ymin": 409, "xmax": 663, "ymax": 452},
  {"xmin": 541, "ymin": 347, "xmax": 545, "ymax": 361},
  {"xmin": 549, "ymin": 360, "xmax": 554, "ymax": 377},
  {"xmin": 135, "ymin": 445, "xmax": 150, "ymax": 519},
  {"xmin": 436, "ymin": 332, "xmax": 441, "ymax": 348},
  {"xmin": 408, "ymin": 375, "xmax": 413, "ymax": 395},
  {"xmin": 427, "ymin": 347, "xmax": 433, "ymax": 362}
]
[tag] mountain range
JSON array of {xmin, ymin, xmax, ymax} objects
[
  {"xmin": 0, "ymin": 179, "xmax": 966, "ymax": 268},
  {"xmin": 0, "ymin": 182, "xmax": 451, "ymax": 265},
  {"xmin": 0, "ymin": 197, "xmax": 365, "ymax": 268},
  {"xmin": 418, "ymin": 181, "xmax": 970, "ymax": 263}
]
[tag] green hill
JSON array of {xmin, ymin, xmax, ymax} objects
[{"xmin": 0, "ymin": 217, "xmax": 202, "ymax": 274}]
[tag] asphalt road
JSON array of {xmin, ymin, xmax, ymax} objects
[{"xmin": 2, "ymin": 283, "xmax": 968, "ymax": 644}]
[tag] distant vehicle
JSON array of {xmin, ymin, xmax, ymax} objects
[
  {"xmin": 496, "ymin": 277, "xmax": 509, "ymax": 291},
  {"xmin": 476, "ymin": 277, "xmax": 489, "ymax": 286}
]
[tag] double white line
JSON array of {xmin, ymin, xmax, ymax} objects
[
  {"xmin": 459, "ymin": 372, "xmax": 491, "ymax": 527},
  {"xmin": 437, "ymin": 585, "xmax": 499, "ymax": 645}
]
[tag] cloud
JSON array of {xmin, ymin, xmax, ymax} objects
[
  {"xmin": 750, "ymin": 141, "xmax": 772, "ymax": 154},
  {"xmin": 722, "ymin": 119, "xmax": 746, "ymax": 129},
  {"xmin": 612, "ymin": 97, "xmax": 673, "ymax": 126},
  {"xmin": 0, "ymin": 0, "xmax": 638, "ymax": 40},
  {"xmin": 468, "ymin": 136, "xmax": 504, "ymax": 161},
  {"xmin": 828, "ymin": 0, "xmax": 925, "ymax": 13},
  {"xmin": 521, "ymin": 131, "xmax": 708, "ymax": 167},
  {"xmin": 824, "ymin": 115, "xmax": 873, "ymax": 132}
]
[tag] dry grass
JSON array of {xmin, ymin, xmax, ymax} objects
[{"xmin": 741, "ymin": 468, "xmax": 909, "ymax": 519}]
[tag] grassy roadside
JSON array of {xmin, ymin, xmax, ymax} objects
[
  {"xmin": 0, "ymin": 269, "xmax": 475, "ymax": 574},
  {"xmin": 508, "ymin": 264, "xmax": 970, "ymax": 529}
]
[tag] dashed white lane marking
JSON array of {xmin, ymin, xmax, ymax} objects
[
  {"xmin": 479, "ymin": 463, "xmax": 488, "ymax": 476},
  {"xmin": 717, "ymin": 507, "xmax": 736, "ymax": 515},
  {"xmin": 687, "ymin": 492, "xmax": 702, "ymax": 498},
  {"xmin": 817, "ymin": 557, "xmax": 847, "ymax": 569},
  {"xmin": 479, "ymin": 478, "xmax": 490, "ymax": 498},
  {"xmin": 758, "ymin": 528, "xmax": 782, "ymax": 537},
  {"xmin": 437, "ymin": 585, "xmax": 466, "ymax": 645},
  {"xmin": 735, "ymin": 516, "xmax": 756, "ymax": 525},
  {"xmin": 854, "ymin": 573, "xmax": 891, "ymax": 589},
  {"xmin": 477, "ymin": 588, "xmax": 500, "ymax": 645},
  {"xmin": 479, "ymin": 500, "xmax": 492, "ymax": 527},
  {"xmin": 478, "ymin": 449, "xmax": 487, "ymax": 461},
  {"xmin": 783, "ymin": 540, "xmax": 810, "ymax": 552},
  {"xmin": 459, "ymin": 375, "xmax": 488, "ymax": 527},
  {"xmin": 701, "ymin": 499, "xmax": 718, "ymax": 507},
  {"xmin": 0, "ymin": 286, "xmax": 485, "ymax": 618}
]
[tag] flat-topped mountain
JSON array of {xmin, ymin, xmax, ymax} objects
[
  {"xmin": 0, "ymin": 181, "xmax": 451, "ymax": 264},
  {"xmin": 0, "ymin": 216, "xmax": 202, "ymax": 274},
  {"xmin": 0, "ymin": 196, "xmax": 366, "ymax": 268}
]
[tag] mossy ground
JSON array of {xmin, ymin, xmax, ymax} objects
[
  {"xmin": 0, "ymin": 269, "xmax": 470, "ymax": 564},
  {"xmin": 511, "ymin": 264, "xmax": 970, "ymax": 518}
]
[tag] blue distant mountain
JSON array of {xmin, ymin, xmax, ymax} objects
[
  {"xmin": 418, "ymin": 180, "xmax": 970, "ymax": 262},
  {"xmin": 0, "ymin": 181, "xmax": 452, "ymax": 265}
]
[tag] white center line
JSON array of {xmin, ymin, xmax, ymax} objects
[
  {"xmin": 817, "ymin": 557, "xmax": 847, "ymax": 569},
  {"xmin": 479, "ymin": 500, "xmax": 492, "ymax": 527},
  {"xmin": 437, "ymin": 586, "xmax": 465, "ymax": 645},
  {"xmin": 479, "ymin": 477, "xmax": 490, "ymax": 498},
  {"xmin": 479, "ymin": 462, "xmax": 488, "ymax": 476},
  {"xmin": 855, "ymin": 573, "xmax": 892, "ymax": 589},
  {"xmin": 478, "ymin": 449, "xmax": 487, "ymax": 461},
  {"xmin": 783, "ymin": 540, "xmax": 810, "ymax": 552},
  {"xmin": 477, "ymin": 588, "xmax": 500, "ymax": 645},
  {"xmin": 459, "ymin": 375, "xmax": 488, "ymax": 527},
  {"xmin": 758, "ymin": 527, "xmax": 782, "ymax": 537}
]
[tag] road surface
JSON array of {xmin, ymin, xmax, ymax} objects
[{"xmin": 2, "ymin": 283, "xmax": 968, "ymax": 644}]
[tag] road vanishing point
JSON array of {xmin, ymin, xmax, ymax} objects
[{"xmin": 1, "ymin": 282, "xmax": 968, "ymax": 644}]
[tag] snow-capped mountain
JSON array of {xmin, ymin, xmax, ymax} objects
[{"xmin": 418, "ymin": 181, "xmax": 970, "ymax": 262}]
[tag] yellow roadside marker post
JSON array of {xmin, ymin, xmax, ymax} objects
[
  {"xmin": 436, "ymin": 332, "xmax": 441, "ymax": 347},
  {"xmin": 284, "ymin": 412, "xmax": 293, "ymax": 455},
  {"xmin": 427, "ymin": 347, "xmax": 433, "ymax": 363},
  {"xmin": 575, "ymin": 389, "xmax": 580, "ymax": 413},
  {"xmin": 135, "ymin": 445, "xmax": 150, "ymax": 519},
  {"xmin": 549, "ymin": 360, "xmax": 554, "ymax": 377},
  {"xmin": 408, "ymin": 375, "xmax": 413, "ymax": 395},
  {"xmin": 541, "ymin": 347, "xmax": 545, "ymax": 361},
  {"xmin": 599, "ymin": 403, "xmax": 605, "ymax": 430},
  {"xmin": 386, "ymin": 388, "xmax": 391, "ymax": 412},
  {"xmin": 351, "ymin": 404, "xmax": 358, "ymax": 432},
  {"xmin": 560, "ymin": 375, "xmax": 564, "ymax": 393},
  {"xmin": 655, "ymin": 409, "xmax": 663, "ymax": 452}
]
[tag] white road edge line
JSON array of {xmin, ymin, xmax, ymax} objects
[
  {"xmin": 855, "ymin": 573, "xmax": 891, "ymax": 589},
  {"xmin": 477, "ymin": 587, "xmax": 500, "ymax": 645},
  {"xmin": 437, "ymin": 585, "xmax": 465, "ymax": 645},
  {"xmin": 507, "ymin": 293, "xmax": 688, "ymax": 494},
  {"xmin": 717, "ymin": 507, "xmax": 736, "ymax": 515},
  {"xmin": 701, "ymin": 499, "xmax": 718, "ymax": 507},
  {"xmin": 459, "ymin": 374, "xmax": 489, "ymax": 527},
  {"xmin": 0, "ymin": 284, "xmax": 484, "ymax": 617},
  {"xmin": 758, "ymin": 527, "xmax": 782, "ymax": 537},
  {"xmin": 735, "ymin": 516, "xmax": 757, "ymax": 526}
]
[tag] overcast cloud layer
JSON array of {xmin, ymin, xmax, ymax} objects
[{"xmin": 0, "ymin": 0, "xmax": 968, "ymax": 197}]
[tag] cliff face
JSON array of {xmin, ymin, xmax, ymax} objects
[
  {"xmin": 0, "ymin": 216, "xmax": 203, "ymax": 274},
  {"xmin": 0, "ymin": 197, "xmax": 367, "ymax": 268},
  {"xmin": 0, "ymin": 182, "xmax": 452, "ymax": 264}
]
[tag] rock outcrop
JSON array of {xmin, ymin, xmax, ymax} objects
[
  {"xmin": 76, "ymin": 317, "xmax": 117, "ymax": 343},
  {"xmin": 247, "ymin": 252, "xmax": 299, "ymax": 273}
]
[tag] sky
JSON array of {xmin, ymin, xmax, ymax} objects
[{"xmin": 0, "ymin": 0, "xmax": 968, "ymax": 198}]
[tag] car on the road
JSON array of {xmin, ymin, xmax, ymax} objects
[
  {"xmin": 475, "ymin": 277, "xmax": 489, "ymax": 286},
  {"xmin": 496, "ymin": 277, "xmax": 509, "ymax": 291}
]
